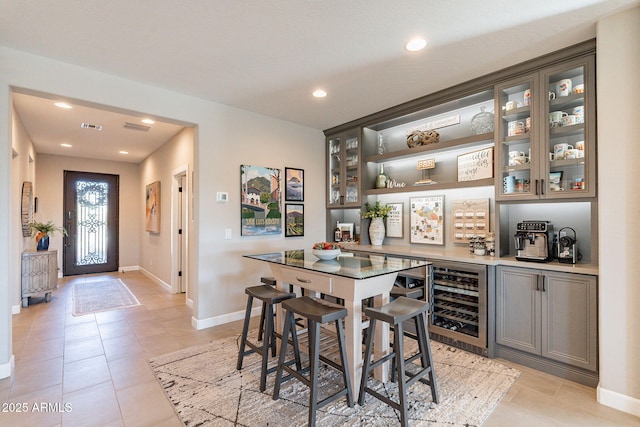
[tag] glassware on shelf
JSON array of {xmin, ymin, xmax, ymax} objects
[{"xmin": 470, "ymin": 107, "xmax": 494, "ymax": 135}]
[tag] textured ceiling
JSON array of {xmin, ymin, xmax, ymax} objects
[{"xmin": 2, "ymin": 0, "xmax": 638, "ymax": 161}]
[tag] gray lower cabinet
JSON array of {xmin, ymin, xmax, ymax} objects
[{"xmin": 496, "ymin": 266, "xmax": 597, "ymax": 374}]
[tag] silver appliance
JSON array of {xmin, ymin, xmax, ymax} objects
[
  {"xmin": 557, "ymin": 227, "xmax": 578, "ymax": 264},
  {"xmin": 514, "ymin": 220, "xmax": 553, "ymax": 262}
]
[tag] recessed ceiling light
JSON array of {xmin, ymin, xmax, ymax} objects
[
  {"xmin": 54, "ymin": 102, "xmax": 73, "ymax": 109},
  {"xmin": 141, "ymin": 118, "xmax": 155, "ymax": 124},
  {"xmin": 119, "ymin": 151, "xmax": 129, "ymax": 155},
  {"xmin": 405, "ymin": 38, "xmax": 427, "ymax": 52},
  {"xmin": 60, "ymin": 143, "xmax": 72, "ymax": 148},
  {"xmin": 313, "ymin": 89, "xmax": 327, "ymax": 98}
]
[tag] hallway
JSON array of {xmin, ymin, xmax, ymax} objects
[{"xmin": 1, "ymin": 271, "xmax": 637, "ymax": 426}]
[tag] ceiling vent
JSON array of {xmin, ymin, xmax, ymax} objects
[
  {"xmin": 123, "ymin": 122, "xmax": 151, "ymax": 132},
  {"xmin": 80, "ymin": 123, "xmax": 103, "ymax": 131}
]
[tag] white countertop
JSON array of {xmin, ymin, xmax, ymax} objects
[{"xmin": 342, "ymin": 243, "xmax": 599, "ymax": 276}]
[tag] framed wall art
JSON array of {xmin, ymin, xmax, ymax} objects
[
  {"xmin": 410, "ymin": 195, "xmax": 444, "ymax": 245},
  {"xmin": 386, "ymin": 202, "xmax": 404, "ymax": 238},
  {"xmin": 145, "ymin": 181, "xmax": 161, "ymax": 233},
  {"xmin": 284, "ymin": 203, "xmax": 304, "ymax": 237},
  {"xmin": 240, "ymin": 164, "xmax": 282, "ymax": 236},
  {"xmin": 285, "ymin": 167, "xmax": 304, "ymax": 201},
  {"xmin": 457, "ymin": 147, "xmax": 494, "ymax": 182}
]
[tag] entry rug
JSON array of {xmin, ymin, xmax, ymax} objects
[
  {"xmin": 149, "ymin": 334, "xmax": 520, "ymax": 426},
  {"xmin": 72, "ymin": 278, "xmax": 140, "ymax": 316}
]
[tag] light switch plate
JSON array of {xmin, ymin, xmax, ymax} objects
[{"xmin": 216, "ymin": 192, "xmax": 229, "ymax": 203}]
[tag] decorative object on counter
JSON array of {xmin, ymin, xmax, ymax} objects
[
  {"xmin": 452, "ymin": 199, "xmax": 489, "ymax": 243},
  {"xmin": 406, "ymin": 129, "xmax": 440, "ymax": 148},
  {"xmin": 29, "ymin": 220, "xmax": 67, "ymax": 251},
  {"xmin": 334, "ymin": 221, "xmax": 342, "ymax": 242},
  {"xmin": 374, "ymin": 164, "xmax": 389, "ymax": 189},
  {"xmin": 410, "ymin": 195, "xmax": 444, "ymax": 245},
  {"xmin": 361, "ymin": 201, "xmax": 393, "ymax": 246},
  {"xmin": 336, "ymin": 222, "xmax": 354, "ymax": 242},
  {"xmin": 457, "ymin": 147, "xmax": 494, "ymax": 182},
  {"xmin": 312, "ymin": 241, "xmax": 342, "ymax": 260},
  {"xmin": 470, "ymin": 106, "xmax": 494, "ymax": 135},
  {"xmin": 385, "ymin": 202, "xmax": 404, "ymax": 238},
  {"xmin": 486, "ymin": 232, "xmax": 496, "ymax": 256}
]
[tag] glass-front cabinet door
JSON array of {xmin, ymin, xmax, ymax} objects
[
  {"xmin": 542, "ymin": 56, "xmax": 596, "ymax": 198},
  {"xmin": 327, "ymin": 129, "xmax": 361, "ymax": 208},
  {"xmin": 495, "ymin": 54, "xmax": 595, "ymax": 201},
  {"xmin": 496, "ymin": 74, "xmax": 538, "ymax": 200}
]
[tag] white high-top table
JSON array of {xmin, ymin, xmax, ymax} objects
[{"xmin": 244, "ymin": 250, "xmax": 429, "ymax": 393}]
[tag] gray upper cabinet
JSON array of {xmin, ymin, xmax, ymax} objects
[
  {"xmin": 496, "ymin": 266, "xmax": 597, "ymax": 372},
  {"xmin": 495, "ymin": 55, "xmax": 596, "ymax": 201},
  {"xmin": 326, "ymin": 129, "xmax": 361, "ymax": 208}
]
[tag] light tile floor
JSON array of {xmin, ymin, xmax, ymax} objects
[{"xmin": 1, "ymin": 271, "xmax": 638, "ymax": 426}]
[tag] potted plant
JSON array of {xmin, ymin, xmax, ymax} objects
[
  {"xmin": 29, "ymin": 221, "xmax": 67, "ymax": 251},
  {"xmin": 360, "ymin": 201, "xmax": 393, "ymax": 246}
]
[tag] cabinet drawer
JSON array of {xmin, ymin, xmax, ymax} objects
[{"xmin": 281, "ymin": 267, "xmax": 332, "ymax": 294}]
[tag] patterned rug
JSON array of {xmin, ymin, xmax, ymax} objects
[
  {"xmin": 72, "ymin": 278, "xmax": 140, "ymax": 316},
  {"xmin": 149, "ymin": 334, "xmax": 520, "ymax": 426}
]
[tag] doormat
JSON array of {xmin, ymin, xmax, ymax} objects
[
  {"xmin": 149, "ymin": 334, "xmax": 520, "ymax": 426},
  {"xmin": 72, "ymin": 278, "xmax": 140, "ymax": 316}
]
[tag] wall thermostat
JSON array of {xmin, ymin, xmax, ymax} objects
[{"xmin": 216, "ymin": 192, "xmax": 229, "ymax": 203}]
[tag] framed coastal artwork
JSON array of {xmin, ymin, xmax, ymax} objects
[
  {"xmin": 285, "ymin": 167, "xmax": 304, "ymax": 201},
  {"xmin": 145, "ymin": 181, "xmax": 161, "ymax": 233},
  {"xmin": 410, "ymin": 195, "xmax": 444, "ymax": 245},
  {"xmin": 285, "ymin": 203, "xmax": 304, "ymax": 237},
  {"xmin": 240, "ymin": 164, "xmax": 282, "ymax": 236}
]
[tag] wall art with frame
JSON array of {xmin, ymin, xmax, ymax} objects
[
  {"xmin": 240, "ymin": 164, "xmax": 282, "ymax": 236},
  {"xmin": 145, "ymin": 181, "xmax": 161, "ymax": 233},
  {"xmin": 284, "ymin": 167, "xmax": 304, "ymax": 202},
  {"xmin": 386, "ymin": 202, "xmax": 404, "ymax": 238},
  {"xmin": 284, "ymin": 203, "xmax": 304, "ymax": 237},
  {"xmin": 410, "ymin": 195, "xmax": 444, "ymax": 245}
]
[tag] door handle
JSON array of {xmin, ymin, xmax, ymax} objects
[
  {"xmin": 535, "ymin": 179, "xmax": 539, "ymax": 195},
  {"xmin": 541, "ymin": 275, "xmax": 546, "ymax": 292},
  {"xmin": 540, "ymin": 179, "xmax": 545, "ymax": 196}
]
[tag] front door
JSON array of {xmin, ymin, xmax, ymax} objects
[{"xmin": 63, "ymin": 171, "xmax": 119, "ymax": 275}]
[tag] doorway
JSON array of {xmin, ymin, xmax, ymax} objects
[
  {"xmin": 63, "ymin": 171, "xmax": 119, "ymax": 275},
  {"xmin": 173, "ymin": 168, "xmax": 189, "ymax": 294}
]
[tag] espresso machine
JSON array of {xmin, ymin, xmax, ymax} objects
[{"xmin": 514, "ymin": 220, "xmax": 554, "ymax": 262}]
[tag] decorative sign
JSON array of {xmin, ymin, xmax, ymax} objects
[
  {"xmin": 417, "ymin": 158, "xmax": 436, "ymax": 170},
  {"xmin": 410, "ymin": 195, "xmax": 444, "ymax": 245},
  {"xmin": 409, "ymin": 115, "xmax": 460, "ymax": 133},
  {"xmin": 457, "ymin": 147, "xmax": 494, "ymax": 182},
  {"xmin": 451, "ymin": 198, "xmax": 489, "ymax": 243},
  {"xmin": 386, "ymin": 202, "xmax": 403, "ymax": 238}
]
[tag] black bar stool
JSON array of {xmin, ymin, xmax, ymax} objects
[
  {"xmin": 390, "ymin": 285, "xmax": 424, "ymax": 300},
  {"xmin": 273, "ymin": 296, "xmax": 354, "ymax": 427},
  {"xmin": 236, "ymin": 284, "xmax": 298, "ymax": 392},
  {"xmin": 358, "ymin": 296, "xmax": 439, "ymax": 427}
]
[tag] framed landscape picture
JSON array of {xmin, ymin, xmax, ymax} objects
[
  {"xmin": 240, "ymin": 164, "xmax": 282, "ymax": 236},
  {"xmin": 285, "ymin": 203, "xmax": 304, "ymax": 237},
  {"xmin": 285, "ymin": 167, "xmax": 304, "ymax": 201},
  {"xmin": 410, "ymin": 195, "xmax": 444, "ymax": 245}
]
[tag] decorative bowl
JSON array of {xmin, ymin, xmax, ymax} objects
[
  {"xmin": 312, "ymin": 248, "xmax": 341, "ymax": 260},
  {"xmin": 312, "ymin": 259, "xmax": 341, "ymax": 273}
]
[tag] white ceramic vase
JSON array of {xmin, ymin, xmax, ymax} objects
[{"xmin": 368, "ymin": 217, "xmax": 385, "ymax": 246}]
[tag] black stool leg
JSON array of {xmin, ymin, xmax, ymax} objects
[
  {"xmin": 335, "ymin": 317, "xmax": 354, "ymax": 407},
  {"xmin": 236, "ymin": 294, "xmax": 254, "ymax": 370},
  {"xmin": 273, "ymin": 310, "xmax": 295, "ymax": 399},
  {"xmin": 258, "ymin": 301, "xmax": 267, "ymax": 341},
  {"xmin": 308, "ymin": 321, "xmax": 320, "ymax": 427},
  {"xmin": 358, "ymin": 318, "xmax": 376, "ymax": 405},
  {"xmin": 259, "ymin": 302, "xmax": 276, "ymax": 392},
  {"xmin": 416, "ymin": 312, "xmax": 439, "ymax": 403},
  {"xmin": 394, "ymin": 321, "xmax": 409, "ymax": 427}
]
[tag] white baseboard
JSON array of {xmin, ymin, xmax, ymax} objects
[
  {"xmin": 186, "ymin": 297, "xmax": 193, "ymax": 309},
  {"xmin": 598, "ymin": 384, "xmax": 640, "ymax": 417},
  {"xmin": 192, "ymin": 306, "xmax": 261, "ymax": 330},
  {"xmin": 138, "ymin": 266, "xmax": 172, "ymax": 292},
  {"xmin": 11, "ymin": 305, "xmax": 20, "ymax": 315},
  {"xmin": 119, "ymin": 265, "xmax": 140, "ymax": 273},
  {"xmin": 0, "ymin": 355, "xmax": 15, "ymax": 379}
]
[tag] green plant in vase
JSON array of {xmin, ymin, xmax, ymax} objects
[
  {"xmin": 360, "ymin": 202, "xmax": 392, "ymax": 246},
  {"xmin": 29, "ymin": 221, "xmax": 68, "ymax": 251}
]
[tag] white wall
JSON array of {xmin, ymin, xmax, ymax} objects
[
  {"xmin": 0, "ymin": 45, "xmax": 325, "ymax": 377},
  {"xmin": 34, "ymin": 154, "xmax": 141, "ymax": 275},
  {"xmin": 139, "ymin": 127, "xmax": 194, "ymax": 291},
  {"xmin": 596, "ymin": 6, "xmax": 640, "ymax": 416}
]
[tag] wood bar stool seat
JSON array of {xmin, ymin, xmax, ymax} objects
[
  {"xmin": 273, "ymin": 296, "xmax": 354, "ymax": 427},
  {"xmin": 390, "ymin": 285, "xmax": 424, "ymax": 300},
  {"xmin": 236, "ymin": 285, "xmax": 298, "ymax": 392},
  {"xmin": 358, "ymin": 296, "xmax": 439, "ymax": 427}
]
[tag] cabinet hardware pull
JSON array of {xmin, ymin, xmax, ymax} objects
[
  {"xmin": 535, "ymin": 274, "xmax": 540, "ymax": 291},
  {"xmin": 541, "ymin": 179, "xmax": 545, "ymax": 195},
  {"xmin": 542, "ymin": 275, "xmax": 546, "ymax": 292},
  {"xmin": 535, "ymin": 179, "xmax": 539, "ymax": 195},
  {"xmin": 296, "ymin": 277, "xmax": 312, "ymax": 283}
]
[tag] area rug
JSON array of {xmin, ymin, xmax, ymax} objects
[
  {"xmin": 72, "ymin": 278, "xmax": 140, "ymax": 316},
  {"xmin": 149, "ymin": 334, "xmax": 520, "ymax": 426}
]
